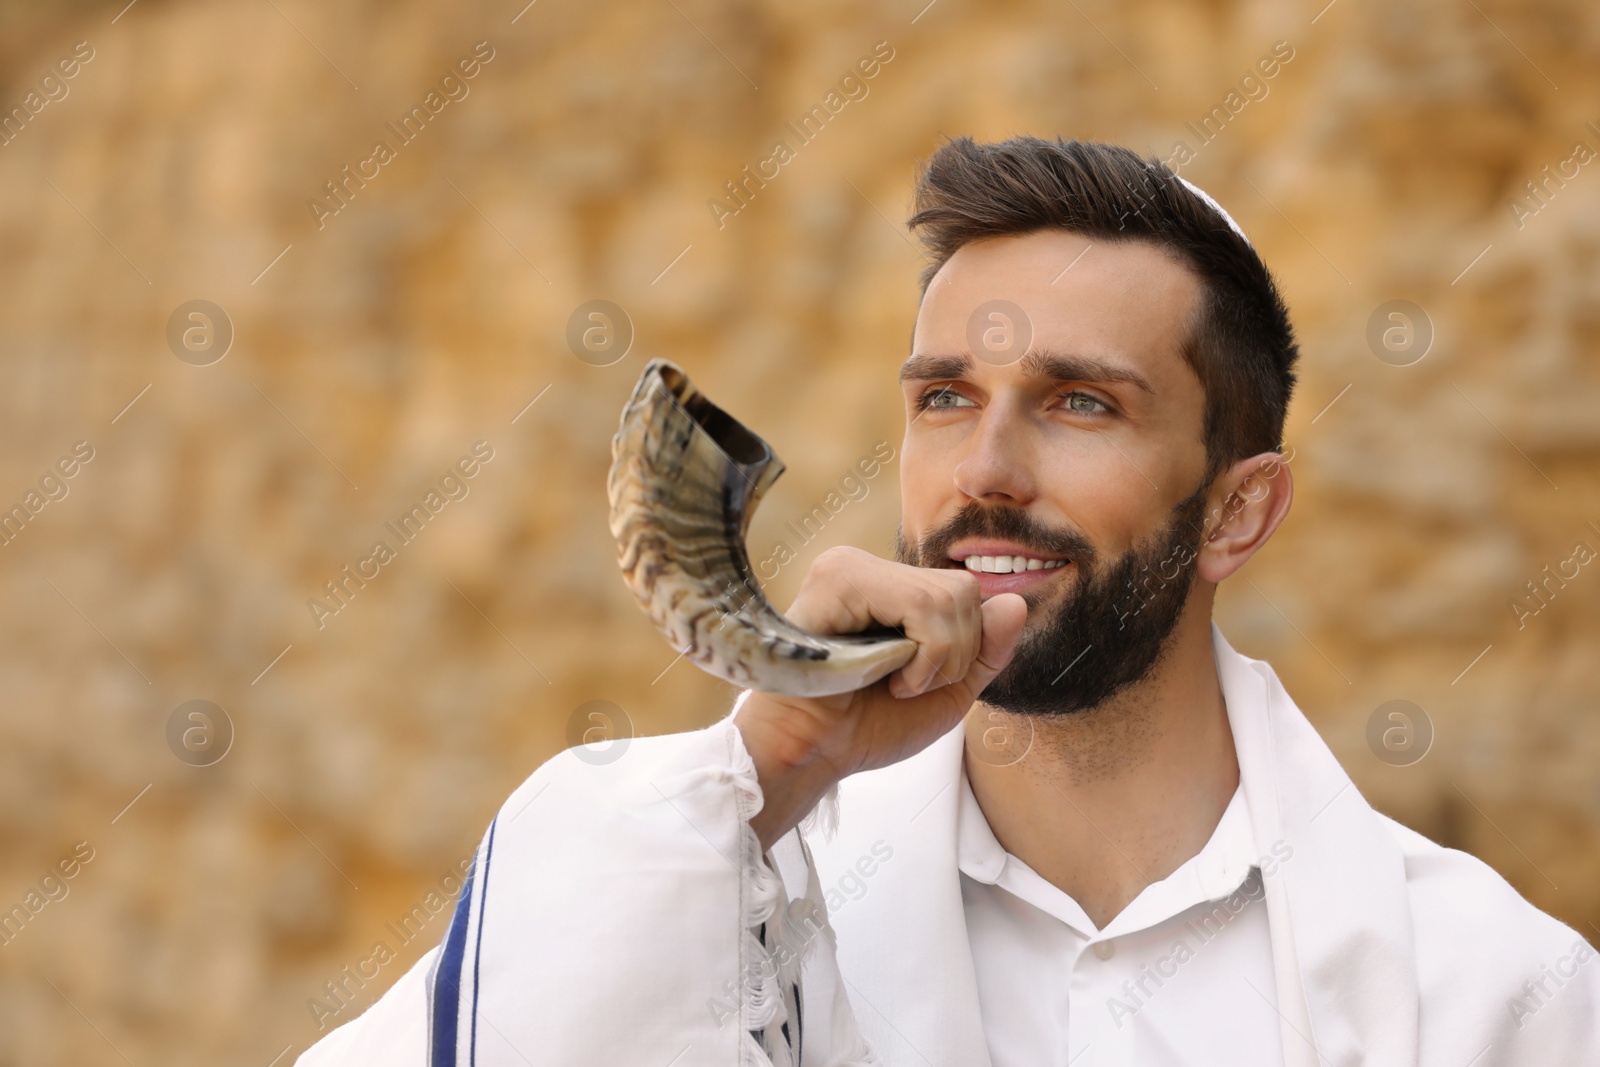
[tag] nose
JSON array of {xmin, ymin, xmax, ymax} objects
[{"xmin": 952, "ymin": 402, "xmax": 1037, "ymax": 507}]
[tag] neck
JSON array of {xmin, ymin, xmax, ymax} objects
[{"xmin": 963, "ymin": 595, "xmax": 1239, "ymax": 929}]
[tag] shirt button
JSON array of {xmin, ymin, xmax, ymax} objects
[{"xmin": 1093, "ymin": 941, "xmax": 1115, "ymax": 960}]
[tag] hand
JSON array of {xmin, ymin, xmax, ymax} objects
[{"xmin": 734, "ymin": 546, "xmax": 1027, "ymax": 850}]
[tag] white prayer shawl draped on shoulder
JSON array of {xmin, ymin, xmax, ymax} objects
[
  {"xmin": 298, "ymin": 625, "xmax": 1600, "ymax": 1066},
  {"xmin": 295, "ymin": 708, "xmax": 876, "ymax": 1067}
]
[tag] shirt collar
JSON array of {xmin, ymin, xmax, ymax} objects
[{"xmin": 956, "ymin": 729, "xmax": 1260, "ymax": 937}]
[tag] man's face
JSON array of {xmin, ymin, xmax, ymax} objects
[{"xmin": 894, "ymin": 231, "xmax": 1213, "ymax": 715}]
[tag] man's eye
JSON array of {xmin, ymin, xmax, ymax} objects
[
  {"xmin": 917, "ymin": 386, "xmax": 972, "ymax": 410},
  {"xmin": 1062, "ymin": 391, "xmax": 1109, "ymax": 415}
]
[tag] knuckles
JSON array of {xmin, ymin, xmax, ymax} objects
[
  {"xmin": 799, "ymin": 545, "xmax": 980, "ymax": 632},
  {"xmin": 806, "ymin": 544, "xmax": 869, "ymax": 583}
]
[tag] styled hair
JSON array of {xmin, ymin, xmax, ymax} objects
[{"xmin": 907, "ymin": 136, "xmax": 1299, "ymax": 477}]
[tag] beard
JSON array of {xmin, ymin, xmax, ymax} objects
[{"xmin": 895, "ymin": 481, "xmax": 1212, "ymax": 717}]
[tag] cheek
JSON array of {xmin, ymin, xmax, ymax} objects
[
  {"xmin": 1039, "ymin": 447, "xmax": 1165, "ymax": 556},
  {"xmin": 898, "ymin": 433, "xmax": 952, "ymax": 535},
  {"xmin": 1058, "ymin": 419, "xmax": 1208, "ymax": 553}
]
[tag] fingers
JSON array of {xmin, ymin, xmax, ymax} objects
[
  {"xmin": 888, "ymin": 583, "xmax": 1021, "ymax": 700},
  {"xmin": 899, "ymin": 591, "xmax": 1026, "ymax": 709},
  {"xmin": 972, "ymin": 593, "xmax": 1027, "ymax": 685},
  {"xmin": 787, "ymin": 547, "xmax": 985, "ymax": 699},
  {"xmin": 760, "ymin": 557, "xmax": 1030, "ymax": 782},
  {"xmin": 879, "ymin": 576, "xmax": 984, "ymax": 698}
]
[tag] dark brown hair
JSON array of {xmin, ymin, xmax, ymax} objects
[{"xmin": 907, "ymin": 136, "xmax": 1299, "ymax": 478}]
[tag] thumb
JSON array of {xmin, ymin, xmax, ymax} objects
[{"xmin": 964, "ymin": 593, "xmax": 1027, "ymax": 695}]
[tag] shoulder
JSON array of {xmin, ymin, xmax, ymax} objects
[
  {"xmin": 1376, "ymin": 812, "xmax": 1600, "ymax": 1056},
  {"xmin": 1378, "ymin": 811, "xmax": 1578, "ymax": 951},
  {"xmin": 495, "ymin": 715, "xmax": 749, "ymax": 814},
  {"xmin": 460, "ymin": 715, "xmax": 760, "ymax": 903}
]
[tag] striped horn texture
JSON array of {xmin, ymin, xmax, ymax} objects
[{"xmin": 607, "ymin": 359, "xmax": 917, "ymax": 698}]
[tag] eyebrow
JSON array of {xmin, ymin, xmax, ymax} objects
[{"xmin": 898, "ymin": 350, "xmax": 1156, "ymax": 394}]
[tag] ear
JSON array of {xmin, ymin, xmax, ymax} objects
[{"xmin": 1195, "ymin": 449, "xmax": 1294, "ymax": 584}]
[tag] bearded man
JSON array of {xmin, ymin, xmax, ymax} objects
[{"xmin": 299, "ymin": 136, "xmax": 1599, "ymax": 1067}]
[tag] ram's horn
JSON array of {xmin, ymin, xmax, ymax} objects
[{"xmin": 607, "ymin": 359, "xmax": 917, "ymax": 698}]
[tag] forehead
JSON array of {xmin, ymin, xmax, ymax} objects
[{"xmin": 911, "ymin": 231, "xmax": 1203, "ymax": 382}]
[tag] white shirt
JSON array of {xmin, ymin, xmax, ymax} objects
[{"xmin": 958, "ymin": 768, "xmax": 1285, "ymax": 1066}]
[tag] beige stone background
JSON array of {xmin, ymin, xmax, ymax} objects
[{"xmin": 0, "ymin": 0, "xmax": 1596, "ymax": 1062}]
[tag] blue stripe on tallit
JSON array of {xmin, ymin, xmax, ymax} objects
[
  {"xmin": 468, "ymin": 818, "xmax": 498, "ymax": 1065},
  {"xmin": 793, "ymin": 979, "xmax": 802, "ymax": 1064},
  {"xmin": 430, "ymin": 822, "xmax": 493, "ymax": 1067}
]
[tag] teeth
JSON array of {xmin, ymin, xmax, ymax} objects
[{"xmin": 961, "ymin": 555, "xmax": 1067, "ymax": 574}]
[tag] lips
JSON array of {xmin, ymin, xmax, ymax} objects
[{"xmin": 945, "ymin": 542, "xmax": 1074, "ymax": 596}]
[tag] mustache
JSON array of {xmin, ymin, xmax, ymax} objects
[{"xmin": 905, "ymin": 502, "xmax": 1097, "ymax": 567}]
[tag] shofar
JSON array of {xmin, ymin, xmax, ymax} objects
[{"xmin": 608, "ymin": 359, "xmax": 917, "ymax": 698}]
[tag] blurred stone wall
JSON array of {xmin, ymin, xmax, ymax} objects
[{"xmin": 0, "ymin": 0, "xmax": 1596, "ymax": 1062}]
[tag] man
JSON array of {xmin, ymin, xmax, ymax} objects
[{"xmin": 299, "ymin": 137, "xmax": 1599, "ymax": 1066}]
